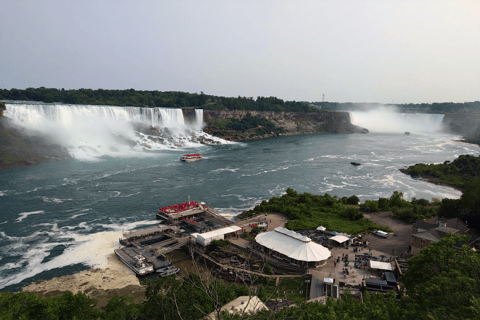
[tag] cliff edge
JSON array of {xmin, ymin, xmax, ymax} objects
[
  {"xmin": 443, "ymin": 112, "xmax": 480, "ymax": 145},
  {"xmin": 203, "ymin": 110, "xmax": 368, "ymax": 141}
]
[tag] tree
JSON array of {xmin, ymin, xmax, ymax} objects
[
  {"xmin": 460, "ymin": 177, "xmax": 480, "ymax": 230},
  {"xmin": 401, "ymin": 234, "xmax": 480, "ymax": 319},
  {"xmin": 347, "ymin": 195, "xmax": 359, "ymax": 205},
  {"xmin": 101, "ymin": 296, "xmax": 140, "ymax": 320}
]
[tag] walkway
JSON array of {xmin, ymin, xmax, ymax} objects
[{"xmin": 194, "ymin": 249, "xmax": 303, "ymax": 280}]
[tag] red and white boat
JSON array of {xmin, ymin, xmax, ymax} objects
[{"xmin": 180, "ymin": 154, "xmax": 203, "ymax": 162}]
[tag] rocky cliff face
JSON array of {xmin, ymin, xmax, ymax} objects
[
  {"xmin": 0, "ymin": 117, "xmax": 71, "ymax": 170},
  {"xmin": 443, "ymin": 112, "xmax": 480, "ymax": 145},
  {"xmin": 0, "ymin": 102, "xmax": 5, "ymax": 117},
  {"xmin": 203, "ymin": 110, "xmax": 368, "ymax": 141}
]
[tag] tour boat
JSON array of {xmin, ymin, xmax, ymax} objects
[
  {"xmin": 114, "ymin": 248, "xmax": 154, "ymax": 276},
  {"xmin": 351, "ymin": 162, "xmax": 361, "ymax": 166},
  {"xmin": 180, "ymin": 154, "xmax": 203, "ymax": 162}
]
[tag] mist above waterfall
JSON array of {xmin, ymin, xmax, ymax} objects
[
  {"xmin": 4, "ymin": 103, "xmax": 225, "ymax": 160},
  {"xmin": 350, "ymin": 107, "xmax": 445, "ymax": 133}
]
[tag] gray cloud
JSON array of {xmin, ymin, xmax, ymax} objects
[{"xmin": 1, "ymin": 0, "xmax": 479, "ymax": 103}]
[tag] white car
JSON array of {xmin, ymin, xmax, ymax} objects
[{"xmin": 374, "ymin": 230, "xmax": 388, "ymax": 238}]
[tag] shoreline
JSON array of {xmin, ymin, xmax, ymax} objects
[
  {"xmin": 399, "ymin": 168, "xmax": 463, "ymax": 191},
  {"xmin": 22, "ymin": 254, "xmax": 146, "ymax": 308}
]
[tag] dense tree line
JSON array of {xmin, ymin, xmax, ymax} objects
[
  {"xmin": 316, "ymin": 101, "xmax": 480, "ymax": 114},
  {"xmin": 245, "ymin": 189, "xmax": 439, "ymax": 230},
  {"xmin": 1, "ymin": 235, "xmax": 478, "ymax": 319},
  {"xmin": 401, "ymin": 154, "xmax": 480, "ymax": 230},
  {"xmin": 0, "ymin": 88, "xmax": 318, "ymax": 112}
]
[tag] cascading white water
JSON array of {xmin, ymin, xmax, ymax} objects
[
  {"xmin": 350, "ymin": 108, "xmax": 445, "ymax": 133},
  {"xmin": 4, "ymin": 102, "xmax": 223, "ymax": 160},
  {"xmin": 195, "ymin": 109, "xmax": 204, "ymax": 129}
]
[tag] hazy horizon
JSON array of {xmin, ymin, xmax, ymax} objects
[{"xmin": 1, "ymin": 0, "xmax": 479, "ymax": 104}]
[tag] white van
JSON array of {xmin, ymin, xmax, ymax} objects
[{"xmin": 374, "ymin": 230, "xmax": 389, "ymax": 238}]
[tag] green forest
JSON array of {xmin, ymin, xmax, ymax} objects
[
  {"xmin": 401, "ymin": 155, "xmax": 480, "ymax": 230},
  {"xmin": 0, "ymin": 88, "xmax": 317, "ymax": 112},
  {"xmin": 1, "ymin": 234, "xmax": 478, "ymax": 319},
  {"xmin": 403, "ymin": 154, "xmax": 480, "ymax": 188}
]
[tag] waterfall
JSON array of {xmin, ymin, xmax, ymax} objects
[
  {"xmin": 195, "ymin": 109, "xmax": 204, "ymax": 129},
  {"xmin": 4, "ymin": 102, "xmax": 224, "ymax": 160},
  {"xmin": 350, "ymin": 108, "xmax": 445, "ymax": 133}
]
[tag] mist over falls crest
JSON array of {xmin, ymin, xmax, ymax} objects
[
  {"xmin": 4, "ymin": 103, "xmax": 222, "ymax": 160},
  {"xmin": 350, "ymin": 109, "xmax": 445, "ymax": 133}
]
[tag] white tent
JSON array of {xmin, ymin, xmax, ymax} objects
[
  {"xmin": 329, "ymin": 235, "xmax": 350, "ymax": 244},
  {"xmin": 255, "ymin": 227, "xmax": 331, "ymax": 262},
  {"xmin": 369, "ymin": 261, "xmax": 393, "ymax": 271},
  {"xmin": 316, "ymin": 226, "xmax": 326, "ymax": 232}
]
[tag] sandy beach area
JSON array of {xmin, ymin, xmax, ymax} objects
[{"xmin": 22, "ymin": 231, "xmax": 146, "ymax": 306}]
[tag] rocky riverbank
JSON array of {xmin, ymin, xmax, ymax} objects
[
  {"xmin": 443, "ymin": 112, "xmax": 480, "ymax": 146},
  {"xmin": 399, "ymin": 168, "xmax": 463, "ymax": 191},
  {"xmin": 0, "ymin": 114, "xmax": 70, "ymax": 170}
]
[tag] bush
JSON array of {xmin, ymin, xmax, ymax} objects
[
  {"xmin": 347, "ymin": 195, "xmax": 360, "ymax": 205},
  {"xmin": 209, "ymin": 240, "xmax": 230, "ymax": 248},
  {"xmin": 360, "ymin": 200, "xmax": 379, "ymax": 212}
]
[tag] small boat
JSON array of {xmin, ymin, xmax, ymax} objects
[
  {"xmin": 180, "ymin": 154, "xmax": 203, "ymax": 162},
  {"xmin": 351, "ymin": 162, "xmax": 361, "ymax": 166},
  {"xmin": 405, "ymin": 132, "xmax": 410, "ymax": 135}
]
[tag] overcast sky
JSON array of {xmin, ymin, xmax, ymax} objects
[{"xmin": 1, "ymin": 0, "xmax": 479, "ymax": 103}]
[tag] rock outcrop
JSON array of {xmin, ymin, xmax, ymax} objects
[
  {"xmin": 442, "ymin": 112, "xmax": 480, "ymax": 145},
  {"xmin": 203, "ymin": 110, "xmax": 368, "ymax": 141},
  {"xmin": 0, "ymin": 116, "xmax": 71, "ymax": 170}
]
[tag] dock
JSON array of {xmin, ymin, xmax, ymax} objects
[{"xmin": 116, "ymin": 200, "xmax": 234, "ymax": 277}]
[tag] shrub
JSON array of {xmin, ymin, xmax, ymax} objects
[{"xmin": 347, "ymin": 195, "xmax": 360, "ymax": 205}]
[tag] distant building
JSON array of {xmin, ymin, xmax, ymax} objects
[
  {"xmin": 254, "ymin": 227, "xmax": 331, "ymax": 267},
  {"xmin": 410, "ymin": 217, "xmax": 470, "ymax": 255},
  {"xmin": 205, "ymin": 296, "xmax": 268, "ymax": 320}
]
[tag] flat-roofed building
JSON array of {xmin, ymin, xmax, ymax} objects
[
  {"xmin": 192, "ymin": 226, "xmax": 241, "ymax": 247},
  {"xmin": 254, "ymin": 227, "xmax": 331, "ymax": 268}
]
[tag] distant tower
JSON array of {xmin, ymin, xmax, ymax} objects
[{"xmin": 322, "ymin": 94, "xmax": 325, "ymax": 102}]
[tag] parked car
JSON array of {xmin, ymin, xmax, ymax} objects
[{"xmin": 374, "ymin": 230, "xmax": 389, "ymax": 238}]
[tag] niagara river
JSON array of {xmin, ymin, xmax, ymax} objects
[{"xmin": 1, "ymin": 103, "xmax": 479, "ymax": 292}]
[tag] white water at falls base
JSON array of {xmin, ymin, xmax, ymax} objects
[{"xmin": 4, "ymin": 103, "xmax": 225, "ymax": 160}]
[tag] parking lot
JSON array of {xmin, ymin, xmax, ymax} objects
[{"xmin": 363, "ymin": 211, "xmax": 412, "ymax": 257}]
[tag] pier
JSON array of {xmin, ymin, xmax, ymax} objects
[{"xmin": 116, "ymin": 201, "xmax": 234, "ymax": 276}]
